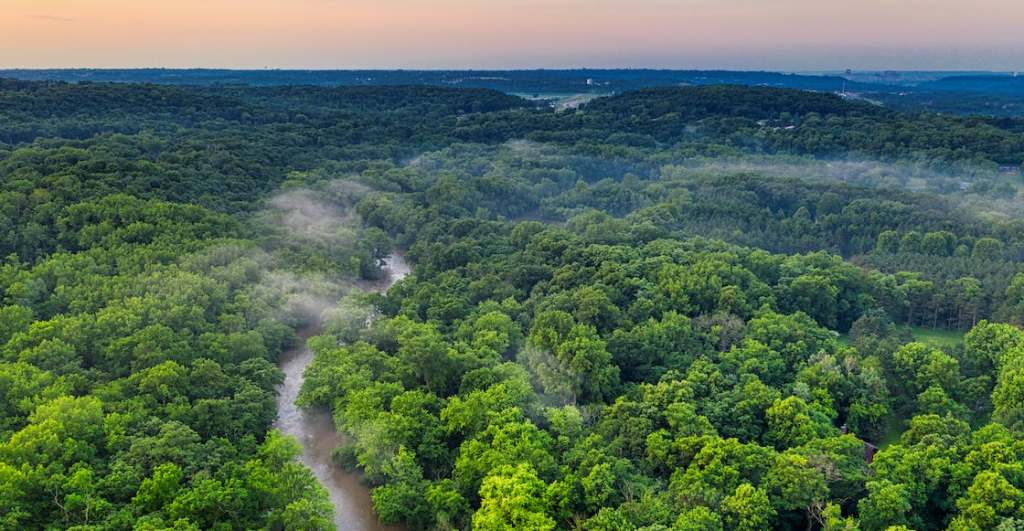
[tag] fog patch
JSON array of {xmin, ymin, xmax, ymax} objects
[
  {"xmin": 266, "ymin": 189, "xmax": 359, "ymax": 247},
  {"xmin": 503, "ymin": 139, "xmax": 544, "ymax": 155},
  {"xmin": 257, "ymin": 269, "xmax": 359, "ymax": 324},
  {"xmin": 179, "ymin": 179, "xmax": 387, "ymax": 331},
  {"xmin": 403, "ymin": 153, "xmax": 427, "ymax": 168},
  {"xmin": 661, "ymin": 157, "xmax": 991, "ymax": 189},
  {"xmin": 658, "ymin": 155, "xmax": 1024, "ymax": 213}
]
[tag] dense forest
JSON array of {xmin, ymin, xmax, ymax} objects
[
  {"xmin": 6, "ymin": 69, "xmax": 1024, "ymax": 117},
  {"xmin": 3, "ymin": 79, "xmax": 1024, "ymax": 530}
]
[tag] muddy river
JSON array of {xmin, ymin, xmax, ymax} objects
[{"xmin": 274, "ymin": 254, "xmax": 410, "ymax": 531}]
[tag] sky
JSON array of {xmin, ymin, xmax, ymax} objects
[{"xmin": 2, "ymin": 0, "xmax": 1023, "ymax": 71}]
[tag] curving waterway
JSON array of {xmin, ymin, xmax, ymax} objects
[{"xmin": 274, "ymin": 254, "xmax": 410, "ymax": 531}]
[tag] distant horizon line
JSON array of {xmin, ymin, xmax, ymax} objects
[{"xmin": 0, "ymin": 67, "xmax": 1018, "ymax": 74}]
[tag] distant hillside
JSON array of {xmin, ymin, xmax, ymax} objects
[
  {"xmin": 0, "ymin": 68, "xmax": 883, "ymax": 93},
  {"xmin": 5, "ymin": 68, "xmax": 1022, "ymax": 117},
  {"xmin": 584, "ymin": 85, "xmax": 884, "ymax": 121},
  {"xmin": 919, "ymin": 74, "xmax": 1024, "ymax": 94}
]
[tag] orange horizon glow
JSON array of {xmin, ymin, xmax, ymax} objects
[{"xmin": 2, "ymin": 0, "xmax": 1023, "ymax": 70}]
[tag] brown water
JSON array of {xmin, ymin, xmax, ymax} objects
[{"xmin": 274, "ymin": 254, "xmax": 410, "ymax": 531}]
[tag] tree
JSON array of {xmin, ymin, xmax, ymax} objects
[
  {"xmin": 133, "ymin": 463, "xmax": 183, "ymax": 513},
  {"xmin": 452, "ymin": 409, "xmax": 556, "ymax": 500},
  {"xmin": 858, "ymin": 480, "xmax": 913, "ymax": 531},
  {"xmin": 921, "ymin": 231, "xmax": 954, "ymax": 256},
  {"xmin": 606, "ymin": 312, "xmax": 704, "ymax": 383},
  {"xmin": 972, "ymin": 237, "xmax": 1004, "ymax": 261},
  {"xmin": 670, "ymin": 437, "xmax": 775, "ymax": 510},
  {"xmin": 876, "ymin": 231, "xmax": 900, "ymax": 254},
  {"xmin": 581, "ymin": 506, "xmax": 636, "ymax": 531},
  {"xmin": 722, "ymin": 483, "xmax": 776, "ymax": 531},
  {"xmin": 964, "ymin": 320, "xmax": 1024, "ymax": 370},
  {"xmin": 951, "ymin": 471, "xmax": 1023, "ymax": 529},
  {"xmin": 426, "ymin": 480, "xmax": 470, "ymax": 531},
  {"xmin": 393, "ymin": 317, "xmax": 460, "ymax": 395},
  {"xmin": 746, "ymin": 310, "xmax": 836, "ymax": 371},
  {"xmin": 371, "ymin": 447, "xmax": 433, "ymax": 528},
  {"xmin": 471, "ymin": 464, "xmax": 556, "ymax": 531},
  {"xmin": 816, "ymin": 502, "xmax": 861, "ymax": 530},
  {"xmin": 0, "ymin": 305, "xmax": 33, "ymax": 345},
  {"xmin": 765, "ymin": 396, "xmax": 825, "ymax": 450},
  {"xmin": 1002, "ymin": 273, "xmax": 1024, "ymax": 325},
  {"xmin": 781, "ymin": 274, "xmax": 840, "ymax": 329},
  {"xmin": 526, "ymin": 312, "xmax": 619, "ymax": 404},
  {"xmin": 993, "ymin": 365, "xmax": 1024, "ymax": 430},
  {"xmin": 949, "ymin": 277, "xmax": 984, "ymax": 329},
  {"xmin": 898, "ymin": 276, "xmax": 934, "ymax": 326},
  {"xmin": 890, "ymin": 342, "xmax": 960, "ymax": 400},
  {"xmin": 898, "ymin": 231, "xmax": 922, "ymax": 254},
  {"xmin": 674, "ymin": 506, "xmax": 723, "ymax": 530},
  {"xmin": 763, "ymin": 452, "xmax": 828, "ymax": 524}
]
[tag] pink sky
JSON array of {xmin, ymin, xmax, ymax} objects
[{"xmin": 2, "ymin": 0, "xmax": 1023, "ymax": 70}]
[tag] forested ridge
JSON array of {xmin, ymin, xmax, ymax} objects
[
  {"xmin": 3, "ymin": 79, "xmax": 1024, "ymax": 530},
  {"xmin": 6, "ymin": 69, "xmax": 1024, "ymax": 118}
]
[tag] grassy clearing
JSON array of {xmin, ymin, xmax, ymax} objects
[
  {"xmin": 909, "ymin": 326, "xmax": 965, "ymax": 348},
  {"xmin": 876, "ymin": 415, "xmax": 907, "ymax": 449},
  {"xmin": 836, "ymin": 332, "xmax": 851, "ymax": 347},
  {"xmin": 837, "ymin": 326, "xmax": 964, "ymax": 350}
]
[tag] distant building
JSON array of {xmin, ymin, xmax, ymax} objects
[{"xmin": 999, "ymin": 165, "xmax": 1021, "ymax": 174}]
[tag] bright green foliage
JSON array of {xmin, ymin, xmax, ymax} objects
[
  {"xmin": 722, "ymin": 483, "xmax": 776, "ymax": 531},
  {"xmin": 471, "ymin": 464, "xmax": 556, "ymax": 531},
  {"xmin": 6, "ymin": 78, "xmax": 1024, "ymax": 531},
  {"xmin": 674, "ymin": 506, "xmax": 724, "ymax": 530}
]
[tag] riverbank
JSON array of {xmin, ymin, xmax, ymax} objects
[{"xmin": 274, "ymin": 254, "xmax": 409, "ymax": 531}]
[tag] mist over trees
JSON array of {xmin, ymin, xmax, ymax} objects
[{"xmin": 3, "ymin": 79, "xmax": 1024, "ymax": 529}]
